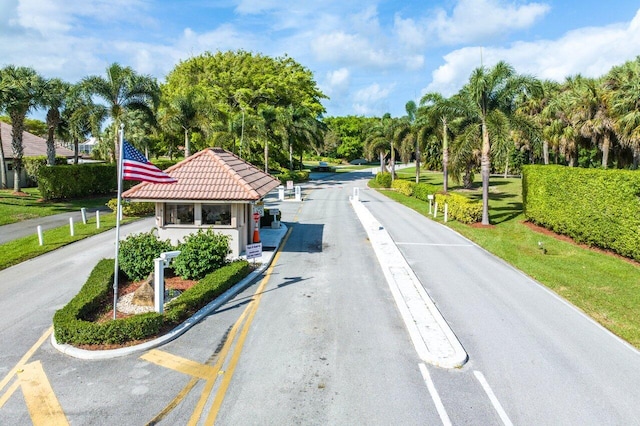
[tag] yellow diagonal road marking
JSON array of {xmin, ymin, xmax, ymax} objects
[
  {"xmin": 0, "ymin": 326, "xmax": 52, "ymax": 394},
  {"xmin": 141, "ymin": 350, "xmax": 217, "ymax": 380},
  {"xmin": 17, "ymin": 360, "xmax": 69, "ymax": 426}
]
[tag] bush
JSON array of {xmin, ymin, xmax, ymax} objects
[
  {"xmin": 23, "ymin": 156, "xmax": 67, "ymax": 186},
  {"xmin": 412, "ymin": 183, "xmax": 439, "ymax": 202},
  {"xmin": 38, "ymin": 163, "xmax": 118, "ymax": 200},
  {"xmin": 375, "ymin": 172, "xmax": 392, "ymax": 188},
  {"xmin": 434, "ymin": 193, "xmax": 482, "ymax": 224},
  {"xmin": 173, "ymin": 229, "xmax": 231, "ymax": 280},
  {"xmin": 164, "ymin": 260, "xmax": 250, "ymax": 324},
  {"xmin": 391, "ymin": 179, "xmax": 415, "ymax": 196},
  {"xmin": 119, "ymin": 230, "xmax": 174, "ymax": 281},
  {"xmin": 107, "ymin": 199, "xmax": 155, "ymax": 216},
  {"xmin": 523, "ymin": 165, "xmax": 640, "ymax": 261},
  {"xmin": 276, "ymin": 169, "xmax": 309, "ymax": 183}
]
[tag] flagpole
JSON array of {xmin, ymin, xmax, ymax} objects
[{"xmin": 113, "ymin": 123, "xmax": 125, "ymax": 320}]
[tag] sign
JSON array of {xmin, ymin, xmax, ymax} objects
[
  {"xmin": 246, "ymin": 242, "xmax": 262, "ymax": 259},
  {"xmin": 269, "ymin": 208, "xmax": 280, "ymax": 216},
  {"xmin": 253, "ymin": 204, "xmax": 264, "ymax": 216},
  {"xmin": 286, "ymin": 180, "xmax": 294, "ymax": 190},
  {"xmin": 253, "ymin": 212, "xmax": 261, "ymax": 222}
]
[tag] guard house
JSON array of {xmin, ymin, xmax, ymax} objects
[{"xmin": 122, "ymin": 148, "xmax": 281, "ymax": 258}]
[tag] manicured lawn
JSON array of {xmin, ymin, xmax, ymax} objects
[
  {"xmin": 0, "ymin": 187, "xmax": 113, "ymax": 226},
  {"xmin": 0, "ymin": 212, "xmax": 137, "ymax": 271},
  {"xmin": 374, "ymin": 168, "xmax": 640, "ymax": 348}
]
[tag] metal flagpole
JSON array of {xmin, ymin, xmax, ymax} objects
[{"xmin": 113, "ymin": 123, "xmax": 125, "ymax": 320}]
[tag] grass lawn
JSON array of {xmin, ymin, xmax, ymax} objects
[
  {"xmin": 374, "ymin": 167, "xmax": 640, "ymax": 348},
  {"xmin": 0, "ymin": 187, "xmax": 113, "ymax": 226},
  {"xmin": 0, "ymin": 212, "xmax": 137, "ymax": 271}
]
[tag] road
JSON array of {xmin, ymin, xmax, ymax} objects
[{"xmin": 0, "ymin": 170, "xmax": 639, "ymax": 424}]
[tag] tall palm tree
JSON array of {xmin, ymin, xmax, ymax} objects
[
  {"xmin": 42, "ymin": 78, "xmax": 69, "ymax": 165},
  {"xmin": 605, "ymin": 56, "xmax": 640, "ymax": 168},
  {"xmin": 60, "ymin": 84, "xmax": 107, "ymax": 164},
  {"xmin": 160, "ymin": 89, "xmax": 204, "ymax": 157},
  {"xmin": 461, "ymin": 61, "xmax": 539, "ymax": 224},
  {"xmin": 364, "ymin": 113, "xmax": 396, "ymax": 176},
  {"xmin": 82, "ymin": 63, "xmax": 159, "ymax": 162},
  {"xmin": 0, "ymin": 72, "xmax": 8, "ymax": 188},
  {"xmin": 1, "ymin": 65, "xmax": 46, "ymax": 192}
]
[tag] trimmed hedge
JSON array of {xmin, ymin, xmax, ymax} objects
[
  {"xmin": 376, "ymin": 172, "xmax": 392, "ymax": 188},
  {"xmin": 23, "ymin": 156, "xmax": 68, "ymax": 186},
  {"xmin": 53, "ymin": 259, "xmax": 251, "ymax": 346},
  {"xmin": 523, "ymin": 165, "xmax": 640, "ymax": 261},
  {"xmin": 412, "ymin": 182, "xmax": 439, "ymax": 202},
  {"xmin": 38, "ymin": 164, "xmax": 118, "ymax": 200},
  {"xmin": 434, "ymin": 193, "xmax": 483, "ymax": 224},
  {"xmin": 107, "ymin": 198, "xmax": 155, "ymax": 216},
  {"xmin": 277, "ymin": 170, "xmax": 310, "ymax": 183},
  {"xmin": 391, "ymin": 179, "xmax": 415, "ymax": 196}
]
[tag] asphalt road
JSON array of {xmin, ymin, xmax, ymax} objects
[{"xmin": 0, "ymin": 170, "xmax": 639, "ymax": 424}]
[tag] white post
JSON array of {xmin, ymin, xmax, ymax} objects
[
  {"xmin": 444, "ymin": 203, "xmax": 448, "ymax": 223},
  {"xmin": 69, "ymin": 217, "xmax": 74, "ymax": 236},
  {"xmin": 428, "ymin": 194, "xmax": 434, "ymax": 214},
  {"xmin": 434, "ymin": 202, "xmax": 438, "ymax": 218},
  {"xmin": 353, "ymin": 187, "xmax": 360, "ymax": 202},
  {"xmin": 96, "ymin": 210, "xmax": 100, "ymax": 228},
  {"xmin": 278, "ymin": 185, "xmax": 285, "ymax": 201},
  {"xmin": 154, "ymin": 257, "xmax": 165, "ymax": 314},
  {"xmin": 295, "ymin": 185, "xmax": 302, "ymax": 201},
  {"xmin": 37, "ymin": 225, "xmax": 43, "ymax": 246},
  {"xmin": 81, "ymin": 207, "xmax": 87, "ymax": 224}
]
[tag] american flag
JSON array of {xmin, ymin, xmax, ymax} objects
[{"xmin": 122, "ymin": 140, "xmax": 177, "ymax": 184}]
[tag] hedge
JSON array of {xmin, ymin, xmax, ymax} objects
[
  {"xmin": 412, "ymin": 182, "xmax": 439, "ymax": 202},
  {"xmin": 376, "ymin": 172, "xmax": 392, "ymax": 188},
  {"xmin": 38, "ymin": 164, "xmax": 119, "ymax": 200},
  {"xmin": 523, "ymin": 165, "xmax": 640, "ymax": 261},
  {"xmin": 23, "ymin": 156, "xmax": 68, "ymax": 186},
  {"xmin": 106, "ymin": 198, "xmax": 155, "ymax": 216},
  {"xmin": 391, "ymin": 179, "xmax": 414, "ymax": 196},
  {"xmin": 434, "ymin": 193, "xmax": 483, "ymax": 224},
  {"xmin": 53, "ymin": 259, "xmax": 251, "ymax": 346},
  {"xmin": 276, "ymin": 170, "xmax": 309, "ymax": 183}
]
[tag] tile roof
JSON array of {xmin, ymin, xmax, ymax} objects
[
  {"xmin": 1, "ymin": 122, "xmax": 74, "ymax": 159},
  {"xmin": 122, "ymin": 148, "xmax": 281, "ymax": 201}
]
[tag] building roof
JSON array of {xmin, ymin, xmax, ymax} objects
[
  {"xmin": 1, "ymin": 121, "xmax": 75, "ymax": 159},
  {"xmin": 122, "ymin": 148, "xmax": 281, "ymax": 202}
]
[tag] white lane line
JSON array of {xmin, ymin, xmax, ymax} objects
[
  {"xmin": 419, "ymin": 363, "xmax": 452, "ymax": 426},
  {"xmin": 396, "ymin": 242, "xmax": 474, "ymax": 247},
  {"xmin": 474, "ymin": 370, "xmax": 513, "ymax": 426}
]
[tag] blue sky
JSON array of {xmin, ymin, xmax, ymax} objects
[{"xmin": 1, "ymin": 0, "xmax": 639, "ymax": 119}]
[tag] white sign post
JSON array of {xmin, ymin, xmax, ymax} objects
[{"xmin": 246, "ymin": 242, "xmax": 263, "ymax": 263}]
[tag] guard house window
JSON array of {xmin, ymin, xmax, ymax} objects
[
  {"xmin": 165, "ymin": 203, "xmax": 194, "ymax": 225},
  {"xmin": 202, "ymin": 204, "xmax": 231, "ymax": 225}
]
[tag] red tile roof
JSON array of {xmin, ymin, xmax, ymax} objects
[
  {"xmin": 122, "ymin": 148, "xmax": 281, "ymax": 201},
  {"xmin": 1, "ymin": 122, "xmax": 74, "ymax": 159}
]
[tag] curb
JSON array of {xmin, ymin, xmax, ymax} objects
[
  {"xmin": 350, "ymin": 198, "xmax": 468, "ymax": 369},
  {"xmin": 51, "ymin": 225, "xmax": 288, "ymax": 360}
]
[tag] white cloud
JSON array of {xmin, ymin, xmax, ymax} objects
[
  {"xmin": 352, "ymin": 82, "xmax": 395, "ymax": 115},
  {"xmin": 431, "ymin": 0, "xmax": 550, "ymax": 44},
  {"xmin": 323, "ymin": 68, "xmax": 351, "ymax": 98},
  {"xmin": 424, "ymin": 8, "xmax": 640, "ymax": 97}
]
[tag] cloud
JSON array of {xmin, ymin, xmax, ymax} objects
[
  {"xmin": 424, "ymin": 8, "xmax": 640, "ymax": 97},
  {"xmin": 323, "ymin": 68, "xmax": 351, "ymax": 98},
  {"xmin": 352, "ymin": 82, "xmax": 395, "ymax": 115}
]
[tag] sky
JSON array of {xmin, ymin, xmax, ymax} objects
[{"xmin": 1, "ymin": 0, "xmax": 640, "ymax": 120}]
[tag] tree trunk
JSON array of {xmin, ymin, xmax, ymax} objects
[
  {"xmin": 601, "ymin": 133, "xmax": 610, "ymax": 169},
  {"xmin": 184, "ymin": 127, "xmax": 190, "ymax": 157},
  {"xmin": 543, "ymin": 140, "xmax": 549, "ymax": 165},
  {"xmin": 504, "ymin": 155, "xmax": 509, "ymax": 178},
  {"xmin": 264, "ymin": 139, "xmax": 269, "ymax": 173},
  {"xmin": 46, "ymin": 127, "xmax": 56, "ymax": 166},
  {"xmin": 480, "ymin": 119, "xmax": 490, "ymax": 225},
  {"xmin": 10, "ymin": 113, "xmax": 25, "ymax": 193},
  {"xmin": 289, "ymin": 144, "xmax": 293, "ymax": 170},
  {"xmin": 73, "ymin": 137, "xmax": 79, "ymax": 164},
  {"xmin": 379, "ymin": 151, "xmax": 386, "ymax": 173},
  {"xmin": 415, "ymin": 144, "xmax": 420, "ymax": 183},
  {"xmin": 442, "ymin": 118, "xmax": 449, "ymax": 194},
  {"xmin": 0, "ymin": 123, "xmax": 7, "ymax": 189},
  {"xmin": 390, "ymin": 141, "xmax": 395, "ymax": 182}
]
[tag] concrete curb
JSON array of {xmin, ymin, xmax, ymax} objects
[
  {"xmin": 51, "ymin": 225, "xmax": 288, "ymax": 360},
  {"xmin": 350, "ymin": 198, "xmax": 468, "ymax": 369}
]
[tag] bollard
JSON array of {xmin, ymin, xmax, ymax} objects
[
  {"xmin": 96, "ymin": 210, "xmax": 100, "ymax": 228},
  {"xmin": 428, "ymin": 194, "xmax": 434, "ymax": 214},
  {"xmin": 295, "ymin": 185, "xmax": 302, "ymax": 201},
  {"xmin": 444, "ymin": 203, "xmax": 448, "ymax": 223},
  {"xmin": 154, "ymin": 257, "xmax": 165, "ymax": 314},
  {"xmin": 353, "ymin": 187, "xmax": 360, "ymax": 202},
  {"xmin": 433, "ymin": 202, "xmax": 438, "ymax": 218},
  {"xmin": 278, "ymin": 185, "xmax": 285, "ymax": 201},
  {"xmin": 37, "ymin": 225, "xmax": 44, "ymax": 246},
  {"xmin": 81, "ymin": 207, "xmax": 87, "ymax": 224}
]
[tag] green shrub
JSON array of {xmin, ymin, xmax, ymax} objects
[
  {"xmin": 38, "ymin": 163, "xmax": 118, "ymax": 200},
  {"xmin": 119, "ymin": 230, "xmax": 174, "ymax": 281},
  {"xmin": 164, "ymin": 260, "xmax": 250, "ymax": 324},
  {"xmin": 434, "ymin": 193, "xmax": 482, "ymax": 224},
  {"xmin": 391, "ymin": 179, "xmax": 415, "ymax": 196},
  {"xmin": 107, "ymin": 199, "xmax": 155, "ymax": 216},
  {"xmin": 523, "ymin": 165, "xmax": 640, "ymax": 261},
  {"xmin": 151, "ymin": 158, "xmax": 179, "ymax": 171},
  {"xmin": 413, "ymin": 183, "xmax": 439, "ymax": 202},
  {"xmin": 376, "ymin": 172, "xmax": 392, "ymax": 188},
  {"xmin": 53, "ymin": 259, "xmax": 164, "ymax": 345},
  {"xmin": 23, "ymin": 156, "xmax": 67, "ymax": 186},
  {"xmin": 173, "ymin": 229, "xmax": 231, "ymax": 280},
  {"xmin": 276, "ymin": 170, "xmax": 309, "ymax": 183}
]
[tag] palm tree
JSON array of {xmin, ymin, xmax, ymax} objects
[
  {"xmin": 461, "ymin": 61, "xmax": 540, "ymax": 224},
  {"xmin": 60, "ymin": 84, "xmax": 107, "ymax": 164},
  {"xmin": 364, "ymin": 113, "xmax": 396, "ymax": 175},
  {"xmin": 82, "ymin": 63, "xmax": 159, "ymax": 162},
  {"xmin": 160, "ymin": 89, "xmax": 204, "ymax": 157},
  {"xmin": 0, "ymin": 65, "xmax": 46, "ymax": 192},
  {"xmin": 605, "ymin": 56, "xmax": 640, "ymax": 168},
  {"xmin": 0, "ymin": 72, "xmax": 9, "ymax": 188},
  {"xmin": 42, "ymin": 78, "xmax": 69, "ymax": 165}
]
